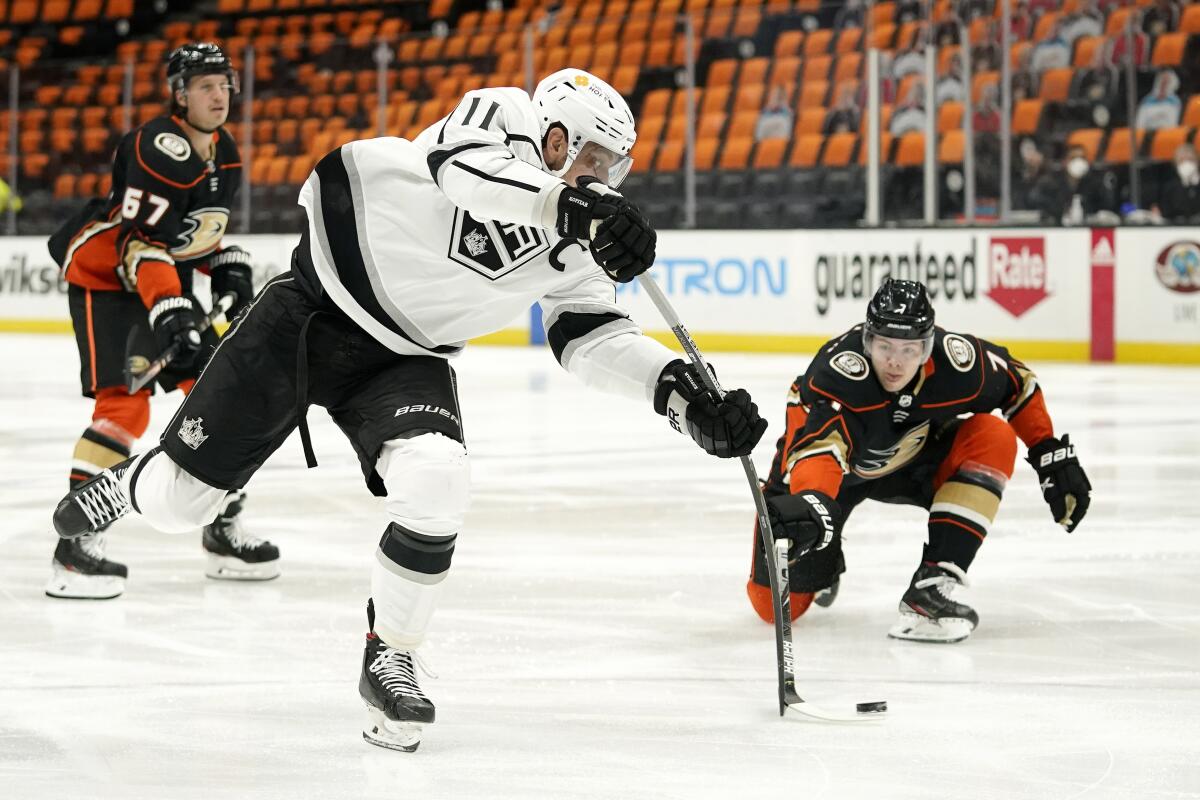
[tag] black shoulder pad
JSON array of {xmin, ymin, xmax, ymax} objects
[
  {"xmin": 132, "ymin": 117, "xmax": 206, "ymax": 189},
  {"xmin": 803, "ymin": 328, "xmax": 889, "ymax": 411}
]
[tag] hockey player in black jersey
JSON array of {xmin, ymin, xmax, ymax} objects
[
  {"xmin": 45, "ymin": 42, "xmax": 278, "ymax": 599},
  {"xmin": 52, "ymin": 68, "xmax": 767, "ymax": 750},
  {"xmin": 749, "ymin": 278, "xmax": 1091, "ymax": 643}
]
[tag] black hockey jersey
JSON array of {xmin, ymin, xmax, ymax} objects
[
  {"xmin": 51, "ymin": 115, "xmax": 241, "ymax": 307},
  {"xmin": 768, "ymin": 325, "xmax": 1055, "ymax": 498}
]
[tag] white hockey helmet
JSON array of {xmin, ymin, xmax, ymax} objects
[{"xmin": 533, "ymin": 68, "xmax": 636, "ymax": 188}]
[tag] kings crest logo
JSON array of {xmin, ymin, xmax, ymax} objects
[
  {"xmin": 178, "ymin": 417, "xmax": 209, "ymax": 450},
  {"xmin": 449, "ymin": 209, "xmax": 549, "ymax": 280}
]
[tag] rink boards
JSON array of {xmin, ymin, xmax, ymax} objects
[{"xmin": 1, "ymin": 226, "xmax": 1196, "ymax": 363}]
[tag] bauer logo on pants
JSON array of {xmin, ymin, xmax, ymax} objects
[{"xmin": 178, "ymin": 417, "xmax": 209, "ymax": 450}]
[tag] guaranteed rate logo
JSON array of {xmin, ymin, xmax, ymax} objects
[
  {"xmin": 1154, "ymin": 241, "xmax": 1200, "ymax": 294},
  {"xmin": 812, "ymin": 238, "xmax": 977, "ymax": 315},
  {"xmin": 986, "ymin": 236, "xmax": 1048, "ymax": 317}
]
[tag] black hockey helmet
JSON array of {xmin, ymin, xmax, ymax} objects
[
  {"xmin": 166, "ymin": 42, "xmax": 238, "ymax": 102},
  {"xmin": 863, "ymin": 278, "xmax": 935, "ymax": 356}
]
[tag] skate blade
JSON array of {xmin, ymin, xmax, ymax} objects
[
  {"xmin": 887, "ymin": 610, "xmax": 974, "ymax": 643},
  {"xmin": 363, "ymin": 705, "xmax": 422, "ymax": 752},
  {"xmin": 204, "ymin": 554, "xmax": 281, "ymax": 581},
  {"xmin": 44, "ymin": 566, "xmax": 124, "ymax": 600}
]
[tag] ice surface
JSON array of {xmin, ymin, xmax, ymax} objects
[{"xmin": 2, "ymin": 333, "xmax": 1199, "ymax": 799}]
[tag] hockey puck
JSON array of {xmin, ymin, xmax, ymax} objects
[{"xmin": 856, "ymin": 701, "xmax": 888, "ymax": 714}]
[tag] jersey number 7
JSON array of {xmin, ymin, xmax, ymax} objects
[{"xmin": 122, "ymin": 187, "xmax": 171, "ymax": 226}]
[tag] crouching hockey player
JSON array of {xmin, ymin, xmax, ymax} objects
[
  {"xmin": 45, "ymin": 42, "xmax": 278, "ymax": 599},
  {"xmin": 51, "ymin": 68, "xmax": 768, "ymax": 749},
  {"xmin": 748, "ymin": 278, "xmax": 1091, "ymax": 643}
]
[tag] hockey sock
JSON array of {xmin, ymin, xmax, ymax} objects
[
  {"xmin": 925, "ymin": 461, "xmax": 1008, "ymax": 572},
  {"xmin": 371, "ymin": 523, "xmax": 456, "ymax": 648},
  {"xmin": 69, "ymin": 419, "xmax": 136, "ymax": 488},
  {"xmin": 118, "ymin": 448, "xmax": 229, "ymax": 533}
]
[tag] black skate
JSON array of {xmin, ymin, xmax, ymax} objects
[
  {"xmin": 888, "ymin": 561, "xmax": 979, "ymax": 643},
  {"xmin": 359, "ymin": 603, "xmax": 434, "ymax": 752},
  {"xmin": 53, "ymin": 466, "xmax": 131, "ymax": 540},
  {"xmin": 202, "ymin": 491, "xmax": 280, "ymax": 581},
  {"xmin": 45, "ymin": 534, "xmax": 128, "ymax": 600}
]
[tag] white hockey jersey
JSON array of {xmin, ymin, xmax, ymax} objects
[{"xmin": 296, "ymin": 86, "xmax": 675, "ymax": 403}]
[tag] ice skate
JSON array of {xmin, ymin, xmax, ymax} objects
[
  {"xmin": 202, "ymin": 491, "xmax": 280, "ymax": 580},
  {"xmin": 359, "ymin": 629, "xmax": 435, "ymax": 752},
  {"xmin": 888, "ymin": 562, "xmax": 979, "ymax": 643},
  {"xmin": 44, "ymin": 534, "xmax": 128, "ymax": 599},
  {"xmin": 52, "ymin": 466, "xmax": 131, "ymax": 540}
]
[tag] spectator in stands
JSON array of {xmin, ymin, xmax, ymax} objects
[
  {"xmin": 972, "ymin": 27, "xmax": 1002, "ymax": 72},
  {"xmin": 1142, "ymin": 0, "xmax": 1180, "ymax": 36},
  {"xmin": 1030, "ymin": 143, "xmax": 1119, "ymax": 224},
  {"xmin": 1135, "ymin": 70, "xmax": 1182, "ymax": 130},
  {"xmin": 0, "ymin": 177, "xmax": 22, "ymax": 215},
  {"xmin": 834, "ymin": 0, "xmax": 866, "ymax": 30},
  {"xmin": 1011, "ymin": 68, "xmax": 1036, "ymax": 103},
  {"xmin": 1075, "ymin": 43, "xmax": 1119, "ymax": 126},
  {"xmin": 1030, "ymin": 19, "xmax": 1071, "ymax": 74},
  {"xmin": 896, "ymin": 0, "xmax": 922, "ymax": 23},
  {"xmin": 1007, "ymin": 4, "xmax": 1032, "ymax": 42},
  {"xmin": 1108, "ymin": 25, "xmax": 1149, "ymax": 67},
  {"xmin": 973, "ymin": 83, "xmax": 1001, "ymax": 134},
  {"xmin": 936, "ymin": 53, "xmax": 965, "ymax": 107},
  {"xmin": 754, "ymin": 85, "xmax": 794, "ymax": 142},
  {"xmin": 890, "ymin": 81, "xmax": 926, "ymax": 136},
  {"xmin": 892, "ymin": 29, "xmax": 928, "ymax": 80},
  {"xmin": 1155, "ymin": 143, "xmax": 1200, "ymax": 223},
  {"xmin": 958, "ymin": 0, "xmax": 994, "ymax": 23},
  {"xmin": 1013, "ymin": 137, "xmax": 1049, "ymax": 210},
  {"xmin": 1061, "ymin": 0, "xmax": 1105, "ymax": 45},
  {"xmin": 824, "ymin": 83, "xmax": 861, "ymax": 134}
]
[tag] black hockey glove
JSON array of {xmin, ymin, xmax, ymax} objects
[
  {"xmin": 653, "ymin": 360, "xmax": 768, "ymax": 459},
  {"xmin": 556, "ymin": 180, "xmax": 626, "ymax": 241},
  {"xmin": 209, "ymin": 246, "xmax": 255, "ymax": 319},
  {"xmin": 590, "ymin": 206, "xmax": 656, "ymax": 283},
  {"xmin": 1027, "ymin": 434, "xmax": 1091, "ymax": 532},
  {"xmin": 558, "ymin": 177, "xmax": 657, "ymax": 282},
  {"xmin": 148, "ymin": 295, "xmax": 204, "ymax": 370},
  {"xmin": 766, "ymin": 490, "xmax": 840, "ymax": 562}
]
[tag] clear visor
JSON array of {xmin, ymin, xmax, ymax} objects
[
  {"xmin": 863, "ymin": 329, "xmax": 934, "ymax": 364},
  {"xmin": 571, "ymin": 140, "xmax": 633, "ymax": 188},
  {"xmin": 175, "ymin": 71, "xmax": 240, "ymax": 98}
]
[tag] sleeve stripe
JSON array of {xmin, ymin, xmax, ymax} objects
[
  {"xmin": 479, "ymin": 101, "xmax": 500, "ymax": 130},
  {"xmin": 547, "ymin": 311, "xmax": 635, "ymax": 366},
  {"xmin": 459, "ymin": 96, "xmax": 481, "ymax": 126},
  {"xmin": 427, "ymin": 141, "xmax": 492, "ymax": 186},
  {"xmin": 450, "ymin": 160, "xmax": 541, "ymax": 193}
]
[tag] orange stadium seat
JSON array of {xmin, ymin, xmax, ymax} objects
[
  {"xmin": 1039, "ymin": 68, "xmax": 1074, "ymax": 102},
  {"xmin": 708, "ymin": 58, "xmax": 737, "ymax": 87},
  {"xmin": 822, "ymin": 133, "xmax": 857, "ymax": 166},
  {"xmin": 734, "ymin": 83, "xmax": 765, "ymax": 112},
  {"xmin": 790, "ymin": 134, "xmax": 823, "ymax": 168},
  {"xmin": 937, "ymin": 101, "xmax": 963, "ymax": 133},
  {"xmin": 1151, "ymin": 33, "xmax": 1187, "ymax": 67},
  {"xmin": 775, "ymin": 30, "xmax": 804, "ymax": 57},
  {"xmin": 1066, "ymin": 128, "xmax": 1103, "ymax": 162},
  {"xmin": 1073, "ymin": 35, "xmax": 1106, "ymax": 67},
  {"xmin": 768, "ymin": 55, "xmax": 801, "ymax": 87},
  {"xmin": 719, "ymin": 136, "xmax": 752, "ymax": 170},
  {"xmin": 1182, "ymin": 4, "xmax": 1200, "ymax": 33},
  {"xmin": 752, "ymin": 137, "xmax": 787, "ymax": 169},
  {"xmin": 731, "ymin": 7, "xmax": 760, "ymax": 37},
  {"xmin": 794, "ymin": 107, "xmax": 825, "ymax": 137},
  {"xmin": 804, "ymin": 55, "xmax": 831, "ymax": 82},
  {"xmin": 804, "ymin": 29, "xmax": 833, "ymax": 56},
  {"xmin": 870, "ymin": 23, "xmax": 896, "ymax": 49},
  {"xmin": 939, "ymin": 130, "xmax": 964, "ymax": 164},
  {"xmin": 656, "ymin": 141, "xmax": 683, "ymax": 171},
  {"xmin": 1150, "ymin": 127, "xmax": 1190, "ymax": 161},
  {"xmin": 894, "ymin": 132, "xmax": 925, "ymax": 167},
  {"xmin": 799, "ymin": 81, "xmax": 829, "ymax": 108},
  {"xmin": 726, "ymin": 109, "xmax": 757, "ymax": 139},
  {"xmin": 740, "ymin": 58, "xmax": 769, "ymax": 86},
  {"xmin": 1183, "ymin": 95, "xmax": 1200, "ymax": 129},
  {"xmin": 1102, "ymin": 128, "xmax": 1144, "ymax": 164},
  {"xmin": 836, "ymin": 28, "xmax": 862, "ymax": 55},
  {"xmin": 1011, "ymin": 99, "xmax": 1043, "ymax": 135}
]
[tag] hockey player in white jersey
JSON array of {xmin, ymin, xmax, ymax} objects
[{"xmin": 52, "ymin": 69, "xmax": 768, "ymax": 752}]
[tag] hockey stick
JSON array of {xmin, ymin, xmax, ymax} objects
[
  {"xmin": 124, "ymin": 293, "xmax": 236, "ymax": 394},
  {"xmin": 637, "ymin": 273, "xmax": 886, "ymax": 723}
]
